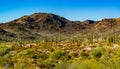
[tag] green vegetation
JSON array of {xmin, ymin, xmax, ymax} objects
[
  {"xmin": 90, "ymin": 47, "xmax": 104, "ymax": 59},
  {"xmin": 50, "ymin": 50, "xmax": 66, "ymax": 60},
  {"xmin": 0, "ymin": 33, "xmax": 120, "ymax": 69}
]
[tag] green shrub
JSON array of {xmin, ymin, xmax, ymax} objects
[
  {"xmin": 4, "ymin": 51, "xmax": 16, "ymax": 58},
  {"xmin": 32, "ymin": 53, "xmax": 49, "ymax": 60},
  {"xmin": 0, "ymin": 44, "xmax": 13, "ymax": 56},
  {"xmin": 17, "ymin": 49, "xmax": 34, "ymax": 58},
  {"xmin": 50, "ymin": 50, "xmax": 66, "ymax": 60},
  {"xmin": 90, "ymin": 47, "xmax": 104, "ymax": 59}
]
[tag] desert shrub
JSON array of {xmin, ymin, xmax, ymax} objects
[
  {"xmin": 17, "ymin": 49, "xmax": 34, "ymax": 58},
  {"xmin": 50, "ymin": 50, "xmax": 66, "ymax": 60},
  {"xmin": 32, "ymin": 53, "xmax": 49, "ymax": 60},
  {"xmin": 4, "ymin": 51, "xmax": 16, "ymax": 58},
  {"xmin": 0, "ymin": 44, "xmax": 13, "ymax": 56},
  {"xmin": 90, "ymin": 47, "xmax": 104, "ymax": 59}
]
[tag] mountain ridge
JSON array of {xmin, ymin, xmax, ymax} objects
[{"xmin": 0, "ymin": 12, "xmax": 120, "ymax": 42}]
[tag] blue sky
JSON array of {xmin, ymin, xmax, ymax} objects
[{"xmin": 0, "ymin": 0, "xmax": 120, "ymax": 23}]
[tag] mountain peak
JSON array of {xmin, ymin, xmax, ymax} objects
[
  {"xmin": 82, "ymin": 20, "xmax": 95, "ymax": 25},
  {"xmin": 13, "ymin": 13, "xmax": 69, "ymax": 25}
]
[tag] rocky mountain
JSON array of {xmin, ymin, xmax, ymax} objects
[{"xmin": 0, "ymin": 13, "xmax": 120, "ymax": 42}]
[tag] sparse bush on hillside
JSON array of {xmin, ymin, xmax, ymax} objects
[{"xmin": 50, "ymin": 50, "xmax": 66, "ymax": 60}]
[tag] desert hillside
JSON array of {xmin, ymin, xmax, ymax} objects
[{"xmin": 0, "ymin": 13, "xmax": 120, "ymax": 42}]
